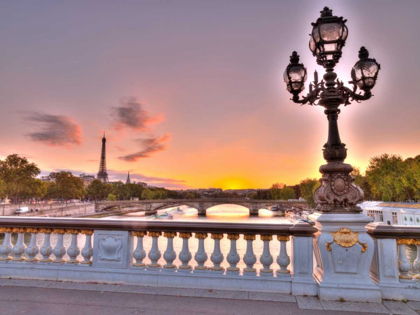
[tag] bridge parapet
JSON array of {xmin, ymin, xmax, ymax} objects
[{"xmin": 0, "ymin": 217, "xmax": 419, "ymax": 302}]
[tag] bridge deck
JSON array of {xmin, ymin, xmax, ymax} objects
[{"xmin": 0, "ymin": 279, "xmax": 395, "ymax": 315}]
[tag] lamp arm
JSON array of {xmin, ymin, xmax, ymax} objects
[
  {"xmin": 291, "ymin": 79, "xmax": 325, "ymax": 105},
  {"xmin": 340, "ymin": 81, "xmax": 372, "ymax": 105}
]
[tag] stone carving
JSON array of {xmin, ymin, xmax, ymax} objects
[
  {"xmin": 314, "ymin": 162, "xmax": 364, "ymax": 213},
  {"xmin": 98, "ymin": 236, "xmax": 123, "ymax": 261},
  {"xmin": 326, "ymin": 228, "xmax": 368, "ymax": 252}
]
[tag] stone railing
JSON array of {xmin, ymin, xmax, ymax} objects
[
  {"xmin": 366, "ymin": 223, "xmax": 420, "ymax": 301},
  {"xmin": 0, "ymin": 217, "xmax": 317, "ymax": 296},
  {"xmin": 2, "ymin": 217, "xmax": 419, "ymax": 301}
]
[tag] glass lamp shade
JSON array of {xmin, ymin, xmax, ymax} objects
[
  {"xmin": 284, "ymin": 52, "xmax": 307, "ymax": 95},
  {"xmin": 351, "ymin": 47, "xmax": 380, "ymax": 91},
  {"xmin": 309, "ymin": 7, "xmax": 348, "ymax": 67}
]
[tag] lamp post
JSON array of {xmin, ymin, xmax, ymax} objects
[
  {"xmin": 284, "ymin": 6, "xmax": 380, "ymax": 213},
  {"xmin": 284, "ymin": 7, "xmax": 382, "ymax": 302}
]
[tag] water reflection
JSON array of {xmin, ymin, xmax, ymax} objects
[{"xmin": 111, "ymin": 204, "xmax": 289, "ymax": 224}]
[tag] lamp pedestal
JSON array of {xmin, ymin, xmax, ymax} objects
[{"xmin": 309, "ymin": 212, "xmax": 382, "ymax": 302}]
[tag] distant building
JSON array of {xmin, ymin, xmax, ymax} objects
[
  {"xmin": 126, "ymin": 172, "xmax": 131, "ymax": 184},
  {"xmin": 40, "ymin": 175, "xmax": 54, "ymax": 182},
  {"xmin": 79, "ymin": 173, "xmax": 95, "ymax": 187},
  {"xmin": 359, "ymin": 201, "xmax": 420, "ymax": 226},
  {"xmin": 197, "ymin": 188, "xmax": 223, "ymax": 196},
  {"xmin": 224, "ymin": 189, "xmax": 256, "ymax": 196},
  {"xmin": 137, "ymin": 182, "xmax": 147, "ymax": 188}
]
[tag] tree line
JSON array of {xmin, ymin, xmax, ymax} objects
[
  {"xmin": 264, "ymin": 153, "xmax": 420, "ymax": 207},
  {"xmin": 0, "ymin": 154, "xmax": 197, "ymax": 203},
  {"xmin": 0, "ymin": 153, "xmax": 418, "ymax": 206}
]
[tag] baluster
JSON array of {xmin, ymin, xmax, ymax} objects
[
  {"xmin": 52, "ymin": 229, "xmax": 66, "ymax": 264},
  {"xmin": 25, "ymin": 228, "xmax": 39, "ymax": 262},
  {"xmin": 210, "ymin": 233, "xmax": 224, "ymax": 273},
  {"xmin": 226, "ymin": 234, "xmax": 240, "ymax": 275},
  {"xmin": 133, "ymin": 231, "xmax": 147, "ymax": 268},
  {"xmin": 413, "ymin": 239, "xmax": 420, "ymax": 276},
  {"xmin": 66, "ymin": 229, "xmax": 80, "ymax": 264},
  {"xmin": 162, "ymin": 232, "xmax": 177, "ymax": 271},
  {"xmin": 397, "ymin": 239, "xmax": 413, "ymax": 281},
  {"xmin": 276, "ymin": 235, "xmax": 291, "ymax": 276},
  {"xmin": 11, "ymin": 228, "xmax": 26, "ymax": 262},
  {"xmin": 39, "ymin": 229, "xmax": 53, "ymax": 263},
  {"xmin": 0, "ymin": 228, "xmax": 13, "ymax": 262},
  {"xmin": 260, "ymin": 235, "xmax": 273, "ymax": 276},
  {"xmin": 178, "ymin": 232, "xmax": 192, "ymax": 272},
  {"xmin": 194, "ymin": 233, "xmax": 208, "ymax": 272},
  {"xmin": 148, "ymin": 231, "xmax": 162, "ymax": 269},
  {"xmin": 243, "ymin": 234, "xmax": 257, "ymax": 276},
  {"xmin": 80, "ymin": 230, "xmax": 93, "ymax": 266}
]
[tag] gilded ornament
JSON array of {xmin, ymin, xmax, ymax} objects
[
  {"xmin": 80, "ymin": 230, "xmax": 94, "ymax": 235},
  {"xmin": 397, "ymin": 239, "xmax": 413, "ymax": 246},
  {"xmin": 412, "ymin": 239, "xmax": 420, "ymax": 246},
  {"xmin": 148, "ymin": 231, "xmax": 162, "ymax": 237},
  {"xmin": 0, "ymin": 227, "xmax": 12, "ymax": 233},
  {"xmin": 65, "ymin": 229, "xmax": 80, "ymax": 235},
  {"xmin": 261, "ymin": 235, "xmax": 273, "ymax": 241},
  {"xmin": 133, "ymin": 231, "xmax": 146, "ymax": 237},
  {"xmin": 326, "ymin": 228, "xmax": 368, "ymax": 252},
  {"xmin": 227, "ymin": 234, "xmax": 239, "ymax": 240},
  {"xmin": 211, "ymin": 233, "xmax": 223, "ymax": 240},
  {"xmin": 330, "ymin": 228, "xmax": 359, "ymax": 248},
  {"xmin": 179, "ymin": 232, "xmax": 192, "ymax": 239},
  {"xmin": 39, "ymin": 228, "xmax": 52, "ymax": 234},
  {"xmin": 244, "ymin": 234, "xmax": 256, "ymax": 241},
  {"xmin": 25, "ymin": 228, "xmax": 38, "ymax": 233},
  {"xmin": 195, "ymin": 233, "xmax": 208, "ymax": 239},
  {"xmin": 53, "ymin": 229, "xmax": 66, "ymax": 234},
  {"xmin": 12, "ymin": 228, "xmax": 25, "ymax": 233},
  {"xmin": 163, "ymin": 231, "xmax": 176, "ymax": 238},
  {"xmin": 277, "ymin": 235, "xmax": 290, "ymax": 242}
]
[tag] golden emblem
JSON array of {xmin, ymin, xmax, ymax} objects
[{"xmin": 326, "ymin": 228, "xmax": 368, "ymax": 253}]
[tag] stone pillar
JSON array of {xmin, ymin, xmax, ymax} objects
[
  {"xmin": 197, "ymin": 204, "xmax": 207, "ymax": 217},
  {"xmin": 370, "ymin": 236, "xmax": 400, "ymax": 286},
  {"xmin": 310, "ymin": 212, "xmax": 381, "ymax": 302},
  {"xmin": 92, "ymin": 230, "xmax": 133, "ymax": 269},
  {"xmin": 290, "ymin": 235, "xmax": 317, "ymax": 296},
  {"xmin": 249, "ymin": 205, "xmax": 259, "ymax": 217}
]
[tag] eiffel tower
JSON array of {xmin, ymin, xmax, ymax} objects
[{"xmin": 97, "ymin": 133, "xmax": 109, "ymax": 183}]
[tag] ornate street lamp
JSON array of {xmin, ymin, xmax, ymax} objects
[{"xmin": 284, "ymin": 7, "xmax": 381, "ymax": 213}]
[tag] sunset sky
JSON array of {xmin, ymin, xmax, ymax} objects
[{"xmin": 0, "ymin": 0, "xmax": 419, "ymax": 190}]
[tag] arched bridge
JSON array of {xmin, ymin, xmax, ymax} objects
[{"xmin": 95, "ymin": 199, "xmax": 308, "ymax": 216}]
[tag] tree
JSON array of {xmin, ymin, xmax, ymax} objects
[
  {"xmin": 366, "ymin": 154, "xmax": 407, "ymax": 201},
  {"xmin": 0, "ymin": 154, "xmax": 41, "ymax": 203},
  {"xmin": 106, "ymin": 194, "xmax": 117, "ymax": 201},
  {"xmin": 270, "ymin": 183, "xmax": 283, "ymax": 200},
  {"xmin": 185, "ymin": 192, "xmax": 195, "ymax": 199},
  {"xmin": 141, "ymin": 189, "xmax": 154, "ymax": 200},
  {"xmin": 351, "ymin": 167, "xmax": 372, "ymax": 200},
  {"xmin": 0, "ymin": 179, "xmax": 6, "ymax": 201},
  {"xmin": 52, "ymin": 172, "xmax": 85, "ymax": 202},
  {"xmin": 280, "ymin": 186, "xmax": 296, "ymax": 200},
  {"xmin": 87, "ymin": 180, "xmax": 106, "ymax": 201},
  {"xmin": 299, "ymin": 178, "xmax": 320, "ymax": 208}
]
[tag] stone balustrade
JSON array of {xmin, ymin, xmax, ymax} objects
[
  {"xmin": 0, "ymin": 217, "xmax": 317, "ymax": 296},
  {"xmin": 366, "ymin": 223, "xmax": 420, "ymax": 301},
  {"xmin": 0, "ymin": 218, "xmax": 419, "ymax": 301}
]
